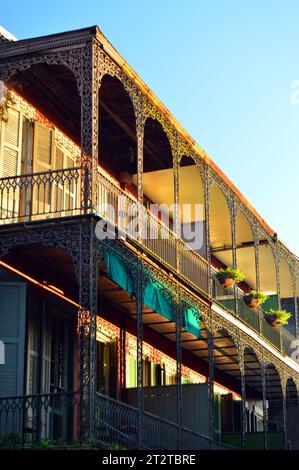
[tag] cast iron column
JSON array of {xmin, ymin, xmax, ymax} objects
[
  {"xmin": 281, "ymin": 375, "xmax": 288, "ymax": 450},
  {"xmin": 78, "ymin": 218, "xmax": 99, "ymax": 443},
  {"xmin": 176, "ymin": 298, "xmax": 183, "ymax": 449},
  {"xmin": 274, "ymin": 250, "xmax": 283, "ymax": 350},
  {"xmin": 80, "ymin": 39, "xmax": 99, "ymax": 214},
  {"xmin": 208, "ymin": 327, "xmax": 215, "ymax": 446},
  {"xmin": 136, "ymin": 95, "xmax": 145, "ymax": 206},
  {"xmin": 136, "ymin": 257, "xmax": 145, "ymax": 449},
  {"xmin": 238, "ymin": 344, "xmax": 247, "ymax": 448},
  {"xmin": 203, "ymin": 165, "xmax": 212, "ymax": 296},
  {"xmin": 261, "ymin": 362, "xmax": 268, "ymax": 450},
  {"xmin": 229, "ymin": 197, "xmax": 239, "ymax": 316}
]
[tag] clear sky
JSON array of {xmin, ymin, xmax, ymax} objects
[{"xmin": 2, "ymin": 0, "xmax": 299, "ymax": 255}]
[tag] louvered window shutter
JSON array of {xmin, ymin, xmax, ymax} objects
[
  {"xmin": 26, "ymin": 312, "xmax": 40, "ymax": 395},
  {"xmin": 52, "ymin": 141, "xmax": 77, "ymax": 216},
  {"xmin": 0, "ymin": 108, "xmax": 23, "ymax": 220},
  {"xmin": 0, "ymin": 282, "xmax": 26, "ymax": 397},
  {"xmin": 42, "ymin": 314, "xmax": 51, "ymax": 394},
  {"xmin": 32, "ymin": 123, "xmax": 53, "ymax": 216}
]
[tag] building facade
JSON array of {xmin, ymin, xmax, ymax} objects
[{"xmin": 0, "ymin": 26, "xmax": 299, "ymax": 450}]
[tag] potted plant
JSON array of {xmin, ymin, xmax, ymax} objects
[
  {"xmin": 216, "ymin": 267, "xmax": 245, "ymax": 289},
  {"xmin": 243, "ymin": 290, "xmax": 268, "ymax": 309},
  {"xmin": 265, "ymin": 309, "xmax": 292, "ymax": 328}
]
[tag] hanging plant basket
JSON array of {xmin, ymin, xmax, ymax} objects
[
  {"xmin": 216, "ymin": 271, "xmax": 234, "ymax": 289},
  {"xmin": 265, "ymin": 313, "xmax": 281, "ymax": 328},
  {"xmin": 243, "ymin": 291, "xmax": 268, "ymax": 309},
  {"xmin": 244, "ymin": 294, "xmax": 259, "ymax": 308},
  {"xmin": 216, "ymin": 267, "xmax": 245, "ymax": 289},
  {"xmin": 265, "ymin": 309, "xmax": 292, "ymax": 328}
]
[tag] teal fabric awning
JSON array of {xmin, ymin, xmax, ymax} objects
[
  {"xmin": 182, "ymin": 306, "xmax": 200, "ymax": 338},
  {"xmin": 103, "ymin": 248, "xmax": 133, "ymax": 294},
  {"xmin": 103, "ymin": 248, "xmax": 200, "ymax": 337},
  {"xmin": 144, "ymin": 282, "xmax": 175, "ymax": 322}
]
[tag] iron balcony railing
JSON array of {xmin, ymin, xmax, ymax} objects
[
  {"xmin": 95, "ymin": 167, "xmax": 209, "ymax": 294},
  {"xmin": 0, "ymin": 391, "xmax": 78, "ymax": 448},
  {"xmin": 0, "ymin": 391, "xmax": 234, "ymax": 450},
  {"xmin": 0, "ymin": 167, "xmax": 297, "ymax": 359},
  {"xmin": 0, "ymin": 167, "xmax": 81, "ymax": 223},
  {"xmin": 96, "ymin": 392, "xmax": 214, "ymax": 450},
  {"xmin": 212, "ymin": 267, "xmax": 297, "ymax": 358},
  {"xmin": 0, "ymin": 166, "xmax": 209, "ymax": 296}
]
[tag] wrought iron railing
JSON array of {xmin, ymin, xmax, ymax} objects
[
  {"xmin": 96, "ymin": 392, "xmax": 213, "ymax": 450},
  {"xmin": 0, "ymin": 167, "xmax": 81, "ymax": 223},
  {"xmin": 2, "ymin": 167, "xmax": 295, "ymax": 360},
  {"xmin": 212, "ymin": 268, "xmax": 297, "ymax": 358},
  {"xmin": 0, "ymin": 166, "xmax": 209, "ymax": 295},
  {"xmin": 0, "ymin": 392, "xmax": 78, "ymax": 448},
  {"xmin": 95, "ymin": 167, "xmax": 209, "ymax": 294}
]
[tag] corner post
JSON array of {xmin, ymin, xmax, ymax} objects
[
  {"xmin": 78, "ymin": 218, "xmax": 99, "ymax": 444},
  {"xmin": 80, "ymin": 38, "xmax": 99, "ymax": 214}
]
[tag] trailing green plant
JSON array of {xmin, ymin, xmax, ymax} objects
[
  {"xmin": 248, "ymin": 290, "xmax": 268, "ymax": 304},
  {"xmin": 217, "ymin": 267, "xmax": 245, "ymax": 283},
  {"xmin": 40, "ymin": 438, "xmax": 50, "ymax": 449},
  {"xmin": 266, "ymin": 309, "xmax": 292, "ymax": 325}
]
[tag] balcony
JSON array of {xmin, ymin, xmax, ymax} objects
[
  {"xmin": 213, "ymin": 269, "xmax": 297, "ymax": 357},
  {"xmin": 0, "ymin": 165, "xmax": 297, "ymax": 361},
  {"xmin": 0, "ymin": 165, "xmax": 209, "ymax": 296},
  {"xmin": 0, "ymin": 391, "xmax": 224, "ymax": 449}
]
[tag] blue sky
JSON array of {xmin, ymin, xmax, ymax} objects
[{"xmin": 2, "ymin": 0, "xmax": 299, "ymax": 255}]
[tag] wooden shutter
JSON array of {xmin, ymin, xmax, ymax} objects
[
  {"xmin": 52, "ymin": 141, "xmax": 77, "ymax": 216},
  {"xmin": 0, "ymin": 282, "xmax": 26, "ymax": 397},
  {"xmin": 26, "ymin": 308, "xmax": 40, "ymax": 395},
  {"xmin": 42, "ymin": 314, "xmax": 51, "ymax": 394},
  {"xmin": 32, "ymin": 123, "xmax": 54, "ymax": 217},
  {"xmin": 0, "ymin": 108, "xmax": 23, "ymax": 220}
]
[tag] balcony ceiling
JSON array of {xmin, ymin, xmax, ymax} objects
[
  {"xmin": 9, "ymin": 63, "xmax": 81, "ymax": 145},
  {"xmin": 137, "ymin": 165, "xmax": 204, "ymax": 222}
]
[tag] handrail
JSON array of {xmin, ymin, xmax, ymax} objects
[
  {"xmin": 212, "ymin": 267, "xmax": 297, "ymax": 358},
  {"xmin": 0, "ymin": 166, "xmax": 81, "ymax": 181},
  {"xmin": 96, "ymin": 166, "xmax": 209, "ymax": 294},
  {"xmin": 0, "ymin": 391, "xmax": 78, "ymax": 448},
  {"xmin": 96, "ymin": 392, "xmax": 213, "ymax": 450}
]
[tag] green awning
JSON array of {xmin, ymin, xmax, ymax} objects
[
  {"xmin": 183, "ymin": 306, "xmax": 200, "ymax": 338},
  {"xmin": 144, "ymin": 282, "xmax": 175, "ymax": 322},
  {"xmin": 103, "ymin": 248, "xmax": 200, "ymax": 336},
  {"xmin": 103, "ymin": 247, "xmax": 133, "ymax": 294}
]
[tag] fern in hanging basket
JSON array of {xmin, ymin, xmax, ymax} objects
[
  {"xmin": 265, "ymin": 309, "xmax": 292, "ymax": 328},
  {"xmin": 216, "ymin": 267, "xmax": 245, "ymax": 289},
  {"xmin": 243, "ymin": 290, "xmax": 268, "ymax": 308}
]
